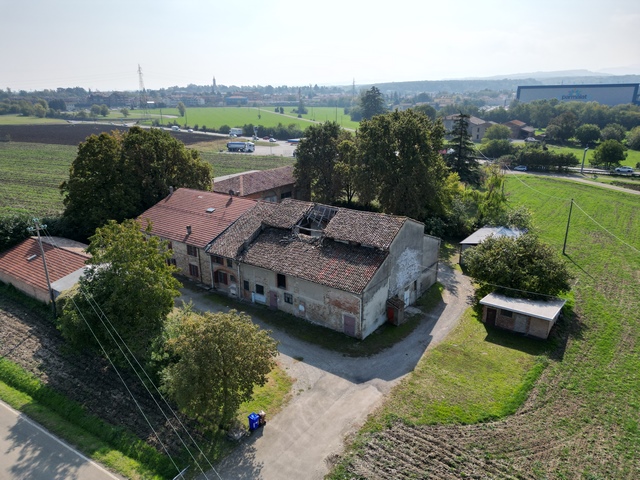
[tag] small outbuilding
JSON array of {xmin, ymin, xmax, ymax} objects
[
  {"xmin": 479, "ymin": 292, "xmax": 566, "ymax": 339},
  {"xmin": 459, "ymin": 226, "xmax": 525, "ymax": 264}
]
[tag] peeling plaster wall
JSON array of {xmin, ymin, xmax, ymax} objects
[
  {"xmin": 166, "ymin": 240, "xmax": 211, "ymax": 285},
  {"xmin": 239, "ymin": 263, "xmax": 363, "ymax": 337},
  {"xmin": 420, "ymin": 234, "xmax": 440, "ymax": 295}
]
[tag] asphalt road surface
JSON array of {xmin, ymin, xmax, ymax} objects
[{"xmin": 0, "ymin": 400, "xmax": 123, "ymax": 480}]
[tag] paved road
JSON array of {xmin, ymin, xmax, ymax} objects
[
  {"xmin": 182, "ymin": 264, "xmax": 473, "ymax": 480},
  {"xmin": 0, "ymin": 400, "xmax": 123, "ymax": 480}
]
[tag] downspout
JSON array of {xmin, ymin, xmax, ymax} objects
[
  {"xmin": 209, "ymin": 253, "xmax": 214, "ymax": 289},
  {"xmin": 237, "ymin": 259, "xmax": 242, "ymax": 300}
]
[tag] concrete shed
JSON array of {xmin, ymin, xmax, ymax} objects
[{"xmin": 479, "ymin": 292, "xmax": 566, "ymax": 339}]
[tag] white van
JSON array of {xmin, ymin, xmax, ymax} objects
[{"xmin": 171, "ymin": 126, "xmax": 180, "ymax": 131}]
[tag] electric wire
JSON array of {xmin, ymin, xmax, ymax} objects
[
  {"xmin": 79, "ymin": 288, "xmax": 213, "ymax": 480},
  {"xmin": 42, "ymin": 230, "xmax": 220, "ymax": 479},
  {"xmin": 80, "ymin": 288, "xmax": 220, "ymax": 479},
  {"xmin": 65, "ymin": 293, "xmax": 183, "ymax": 476}
]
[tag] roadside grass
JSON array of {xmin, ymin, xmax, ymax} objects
[
  {"xmin": 0, "ymin": 359, "xmax": 172, "ymax": 480},
  {"xmin": 187, "ymin": 281, "xmax": 444, "ymax": 357},
  {"xmin": 199, "ymin": 151, "xmax": 295, "ymax": 178},
  {"xmin": 331, "ymin": 176, "xmax": 640, "ymax": 478},
  {"xmin": 236, "ymin": 365, "xmax": 293, "ymax": 424}
]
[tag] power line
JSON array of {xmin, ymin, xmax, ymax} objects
[
  {"xmin": 65, "ymin": 293, "xmax": 183, "ymax": 476},
  {"xmin": 571, "ymin": 201, "xmax": 640, "ymax": 254},
  {"xmin": 42, "ymin": 230, "xmax": 220, "ymax": 479}
]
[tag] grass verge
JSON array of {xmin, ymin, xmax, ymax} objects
[{"xmin": 0, "ymin": 359, "xmax": 172, "ymax": 479}]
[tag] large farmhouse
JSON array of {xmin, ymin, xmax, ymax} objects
[
  {"xmin": 206, "ymin": 198, "xmax": 440, "ymax": 339},
  {"xmin": 137, "ymin": 188, "xmax": 256, "ymax": 285}
]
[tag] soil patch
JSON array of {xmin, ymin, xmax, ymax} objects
[{"xmin": 0, "ymin": 124, "xmax": 214, "ymax": 147}]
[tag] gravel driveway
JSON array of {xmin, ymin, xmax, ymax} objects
[{"xmin": 182, "ymin": 263, "xmax": 473, "ymax": 480}]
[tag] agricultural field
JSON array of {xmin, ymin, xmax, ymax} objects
[
  {"xmin": 0, "ymin": 125, "xmax": 294, "ymax": 216},
  {"xmin": 332, "ymin": 176, "xmax": 640, "ymax": 479}
]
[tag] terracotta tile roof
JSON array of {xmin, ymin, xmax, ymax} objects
[
  {"xmin": 323, "ymin": 209, "xmax": 407, "ymax": 249},
  {"xmin": 240, "ymin": 229, "xmax": 387, "ymax": 294},
  {"xmin": 505, "ymin": 119, "xmax": 526, "ymax": 127},
  {"xmin": 137, "ymin": 188, "xmax": 256, "ymax": 248},
  {"xmin": 262, "ymin": 198, "xmax": 314, "ymax": 229},
  {"xmin": 206, "ymin": 202, "xmax": 278, "ymax": 258},
  {"xmin": 213, "ymin": 166, "xmax": 295, "ymax": 197},
  {"xmin": 0, "ymin": 237, "xmax": 89, "ymax": 293}
]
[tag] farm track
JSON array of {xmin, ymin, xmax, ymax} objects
[{"xmin": 0, "ymin": 295, "xmax": 202, "ymax": 455}]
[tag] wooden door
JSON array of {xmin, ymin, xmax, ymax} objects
[
  {"xmin": 269, "ymin": 291, "xmax": 278, "ymax": 309},
  {"xmin": 343, "ymin": 315, "xmax": 356, "ymax": 337},
  {"xmin": 486, "ymin": 308, "xmax": 497, "ymax": 327}
]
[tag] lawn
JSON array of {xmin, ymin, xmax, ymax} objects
[
  {"xmin": 0, "ymin": 114, "xmax": 66, "ymax": 125},
  {"xmin": 331, "ymin": 175, "xmax": 640, "ymax": 479}
]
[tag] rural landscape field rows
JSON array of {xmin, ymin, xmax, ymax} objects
[{"xmin": 332, "ymin": 177, "xmax": 640, "ymax": 479}]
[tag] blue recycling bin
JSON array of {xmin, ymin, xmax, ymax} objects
[{"xmin": 248, "ymin": 412, "xmax": 260, "ymax": 431}]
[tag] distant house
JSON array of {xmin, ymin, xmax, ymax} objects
[
  {"xmin": 213, "ymin": 166, "xmax": 297, "ymax": 203},
  {"xmin": 479, "ymin": 292, "xmax": 566, "ymax": 339},
  {"xmin": 206, "ymin": 198, "xmax": 441, "ymax": 339},
  {"xmin": 442, "ymin": 114, "xmax": 496, "ymax": 142},
  {"xmin": 459, "ymin": 226, "xmax": 525, "ymax": 264},
  {"xmin": 137, "ymin": 188, "xmax": 256, "ymax": 285},
  {"xmin": 0, "ymin": 237, "xmax": 90, "ymax": 303},
  {"xmin": 503, "ymin": 120, "xmax": 536, "ymax": 140}
]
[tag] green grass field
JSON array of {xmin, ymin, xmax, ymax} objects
[
  {"xmin": 148, "ymin": 106, "xmax": 359, "ymax": 132},
  {"xmin": 332, "ymin": 175, "xmax": 640, "ymax": 479},
  {"xmin": 548, "ymin": 143, "xmax": 640, "ymax": 168},
  {"xmin": 0, "ymin": 114, "xmax": 67, "ymax": 125}
]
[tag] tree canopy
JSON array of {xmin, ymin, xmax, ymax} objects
[
  {"xmin": 161, "ymin": 309, "xmax": 278, "ymax": 431},
  {"xmin": 360, "ymin": 86, "xmax": 387, "ymax": 120},
  {"xmin": 463, "ymin": 234, "xmax": 573, "ymax": 300},
  {"xmin": 294, "ymin": 122, "xmax": 351, "ymax": 204},
  {"xmin": 56, "ymin": 219, "xmax": 181, "ymax": 363},
  {"xmin": 446, "ymin": 113, "xmax": 481, "ymax": 185},
  {"xmin": 60, "ymin": 126, "xmax": 212, "ymax": 239},
  {"xmin": 483, "ymin": 124, "xmax": 512, "ymax": 141},
  {"xmin": 593, "ymin": 139, "xmax": 627, "ymax": 168},
  {"xmin": 357, "ymin": 109, "xmax": 452, "ymax": 220}
]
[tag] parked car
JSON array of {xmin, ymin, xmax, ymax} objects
[
  {"xmin": 524, "ymin": 137, "xmax": 540, "ymax": 143},
  {"xmin": 269, "ymin": 138, "xmax": 277, "ymax": 143},
  {"xmin": 514, "ymin": 165, "xmax": 528, "ymax": 171},
  {"xmin": 615, "ymin": 166, "xmax": 634, "ymax": 173}
]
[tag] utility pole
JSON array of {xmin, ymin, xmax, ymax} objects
[
  {"xmin": 28, "ymin": 218, "xmax": 56, "ymax": 316},
  {"xmin": 562, "ymin": 199, "xmax": 574, "ymax": 256}
]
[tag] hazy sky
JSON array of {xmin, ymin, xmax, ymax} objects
[{"xmin": 3, "ymin": 0, "xmax": 639, "ymax": 92}]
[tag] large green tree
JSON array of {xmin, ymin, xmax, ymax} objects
[
  {"xmin": 574, "ymin": 123, "xmax": 601, "ymax": 146},
  {"xmin": 60, "ymin": 126, "xmax": 212, "ymax": 239},
  {"xmin": 546, "ymin": 111, "xmax": 578, "ymax": 143},
  {"xmin": 463, "ymin": 234, "xmax": 573, "ymax": 300},
  {"xmin": 446, "ymin": 113, "xmax": 481, "ymax": 185},
  {"xmin": 593, "ymin": 139, "xmax": 627, "ymax": 169},
  {"xmin": 357, "ymin": 109, "xmax": 452, "ymax": 220},
  {"xmin": 56, "ymin": 219, "xmax": 181, "ymax": 363},
  {"xmin": 483, "ymin": 124, "xmax": 512, "ymax": 141},
  {"xmin": 294, "ymin": 121, "xmax": 351, "ymax": 203},
  {"xmin": 360, "ymin": 86, "xmax": 387, "ymax": 120},
  {"xmin": 161, "ymin": 309, "xmax": 278, "ymax": 431}
]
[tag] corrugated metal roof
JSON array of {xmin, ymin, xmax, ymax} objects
[
  {"xmin": 137, "ymin": 188, "xmax": 256, "ymax": 248},
  {"xmin": 460, "ymin": 227, "xmax": 525, "ymax": 245},
  {"xmin": 480, "ymin": 292, "xmax": 566, "ymax": 322}
]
